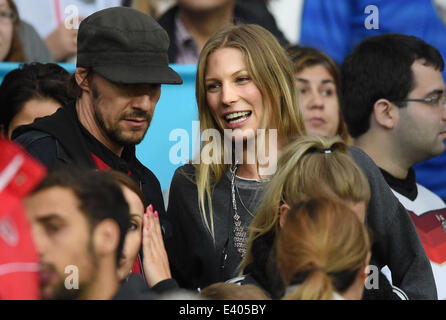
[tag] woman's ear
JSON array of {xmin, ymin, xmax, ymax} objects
[{"xmin": 279, "ymin": 203, "xmax": 291, "ymax": 228}]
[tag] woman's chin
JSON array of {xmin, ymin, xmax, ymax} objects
[{"xmin": 306, "ymin": 127, "xmax": 334, "ymax": 138}]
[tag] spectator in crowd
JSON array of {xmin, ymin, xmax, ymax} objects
[
  {"xmin": 13, "ymin": 8, "xmax": 182, "ymax": 238},
  {"xmin": 106, "ymin": 170, "xmax": 178, "ymax": 294},
  {"xmin": 0, "ymin": 138, "xmax": 46, "ymax": 300},
  {"xmin": 233, "ymin": 135, "xmax": 432, "ymax": 300},
  {"xmin": 14, "ymin": 0, "xmax": 122, "ymax": 62},
  {"xmin": 157, "ymin": 0, "xmax": 288, "ymax": 64},
  {"xmin": 109, "ymin": 169, "xmax": 146, "ymax": 282},
  {"xmin": 0, "ymin": 62, "xmax": 71, "ymax": 138},
  {"xmin": 341, "ymin": 33, "xmax": 446, "ymax": 299},
  {"xmin": 165, "ymin": 24, "xmax": 305, "ymax": 290},
  {"xmin": 124, "ymin": 0, "xmax": 160, "ymax": 18},
  {"xmin": 14, "ymin": 0, "xmax": 164, "ymax": 62},
  {"xmin": 24, "ymin": 168, "xmax": 158, "ymax": 299},
  {"xmin": 0, "ymin": 0, "xmax": 51, "ymax": 62},
  {"xmin": 286, "ymin": 45, "xmax": 351, "ymax": 144},
  {"xmin": 199, "ymin": 282, "xmax": 270, "ymax": 300},
  {"xmin": 298, "ymin": 0, "xmax": 446, "ymax": 202},
  {"xmin": 277, "ymin": 198, "xmax": 371, "ymax": 300}
]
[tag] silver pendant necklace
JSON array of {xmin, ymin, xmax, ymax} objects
[{"xmin": 230, "ymin": 161, "xmax": 248, "ymax": 258}]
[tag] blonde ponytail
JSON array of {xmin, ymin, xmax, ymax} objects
[
  {"xmin": 277, "ymin": 198, "xmax": 371, "ymax": 300},
  {"xmin": 283, "ymin": 268, "xmax": 335, "ymax": 300}
]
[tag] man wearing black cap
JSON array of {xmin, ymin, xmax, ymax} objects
[{"xmin": 13, "ymin": 7, "xmax": 182, "ymax": 256}]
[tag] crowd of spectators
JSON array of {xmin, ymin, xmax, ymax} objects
[{"xmin": 1, "ymin": 0, "xmax": 445, "ymax": 303}]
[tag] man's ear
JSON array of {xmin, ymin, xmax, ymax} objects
[
  {"xmin": 372, "ymin": 99, "xmax": 398, "ymax": 129},
  {"xmin": 279, "ymin": 203, "xmax": 291, "ymax": 229},
  {"xmin": 75, "ymin": 67, "xmax": 91, "ymax": 93},
  {"xmin": 92, "ymin": 219, "xmax": 120, "ymax": 259}
]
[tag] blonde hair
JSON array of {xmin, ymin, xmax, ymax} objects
[
  {"xmin": 241, "ymin": 135, "xmax": 370, "ymax": 270},
  {"xmin": 277, "ymin": 198, "xmax": 371, "ymax": 300},
  {"xmin": 194, "ymin": 24, "xmax": 305, "ymax": 239},
  {"xmin": 199, "ymin": 282, "xmax": 271, "ymax": 300},
  {"xmin": 132, "ymin": 0, "xmax": 159, "ymax": 18}
]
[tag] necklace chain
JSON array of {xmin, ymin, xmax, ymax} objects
[{"xmin": 230, "ymin": 161, "xmax": 248, "ymax": 258}]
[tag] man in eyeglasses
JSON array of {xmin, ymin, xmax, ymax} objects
[{"xmin": 341, "ymin": 33, "xmax": 446, "ymax": 299}]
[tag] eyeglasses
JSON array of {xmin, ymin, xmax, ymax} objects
[
  {"xmin": 395, "ymin": 93, "xmax": 446, "ymax": 107},
  {"xmin": 0, "ymin": 10, "xmax": 17, "ymax": 24}
]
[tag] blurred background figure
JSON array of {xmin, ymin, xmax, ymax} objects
[
  {"xmin": 0, "ymin": 0, "xmax": 51, "ymax": 62},
  {"xmin": 13, "ymin": 0, "xmax": 166, "ymax": 62},
  {"xmin": 0, "ymin": 62, "xmax": 72, "ymax": 138},
  {"xmin": 286, "ymin": 45, "xmax": 351, "ymax": 144},
  {"xmin": 0, "ymin": 138, "xmax": 46, "ymax": 299},
  {"xmin": 199, "ymin": 282, "xmax": 271, "ymax": 300},
  {"xmin": 157, "ymin": 0, "xmax": 288, "ymax": 64},
  {"xmin": 298, "ymin": 0, "xmax": 446, "ymax": 202},
  {"xmin": 14, "ymin": 0, "xmax": 122, "ymax": 62},
  {"xmin": 124, "ymin": 0, "xmax": 161, "ymax": 18},
  {"xmin": 277, "ymin": 198, "xmax": 371, "ymax": 300}
]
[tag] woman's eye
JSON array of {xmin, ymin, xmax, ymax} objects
[
  {"xmin": 321, "ymin": 89, "xmax": 334, "ymax": 97},
  {"xmin": 0, "ymin": 11, "xmax": 10, "ymax": 19},
  {"xmin": 206, "ymin": 83, "xmax": 220, "ymax": 91},
  {"xmin": 236, "ymin": 76, "xmax": 250, "ymax": 83},
  {"xmin": 128, "ymin": 222, "xmax": 138, "ymax": 231},
  {"xmin": 298, "ymin": 88, "xmax": 307, "ymax": 95}
]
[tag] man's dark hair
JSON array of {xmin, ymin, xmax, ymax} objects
[
  {"xmin": 340, "ymin": 33, "xmax": 444, "ymax": 138},
  {"xmin": 32, "ymin": 167, "xmax": 130, "ymax": 266},
  {"xmin": 0, "ymin": 62, "xmax": 74, "ymax": 134}
]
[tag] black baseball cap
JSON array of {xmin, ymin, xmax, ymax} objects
[{"xmin": 76, "ymin": 7, "xmax": 182, "ymax": 85}]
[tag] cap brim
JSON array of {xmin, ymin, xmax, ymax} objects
[{"xmin": 93, "ymin": 64, "xmax": 183, "ymax": 85}]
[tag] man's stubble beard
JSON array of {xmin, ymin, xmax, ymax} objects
[
  {"xmin": 91, "ymin": 85, "xmax": 152, "ymax": 147},
  {"xmin": 44, "ymin": 235, "xmax": 100, "ymax": 300}
]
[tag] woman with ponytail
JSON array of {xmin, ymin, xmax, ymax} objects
[
  {"xmin": 231, "ymin": 135, "xmax": 408, "ymax": 300},
  {"xmin": 277, "ymin": 198, "xmax": 371, "ymax": 300}
]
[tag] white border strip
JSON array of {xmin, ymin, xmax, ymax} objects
[
  {"xmin": 0, "ymin": 154, "xmax": 24, "ymax": 193},
  {"xmin": 0, "ymin": 262, "xmax": 40, "ymax": 276}
]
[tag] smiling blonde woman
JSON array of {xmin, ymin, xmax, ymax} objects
[{"xmin": 165, "ymin": 24, "xmax": 305, "ymax": 290}]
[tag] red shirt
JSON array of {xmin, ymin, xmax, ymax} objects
[{"xmin": 0, "ymin": 139, "xmax": 46, "ymax": 300}]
